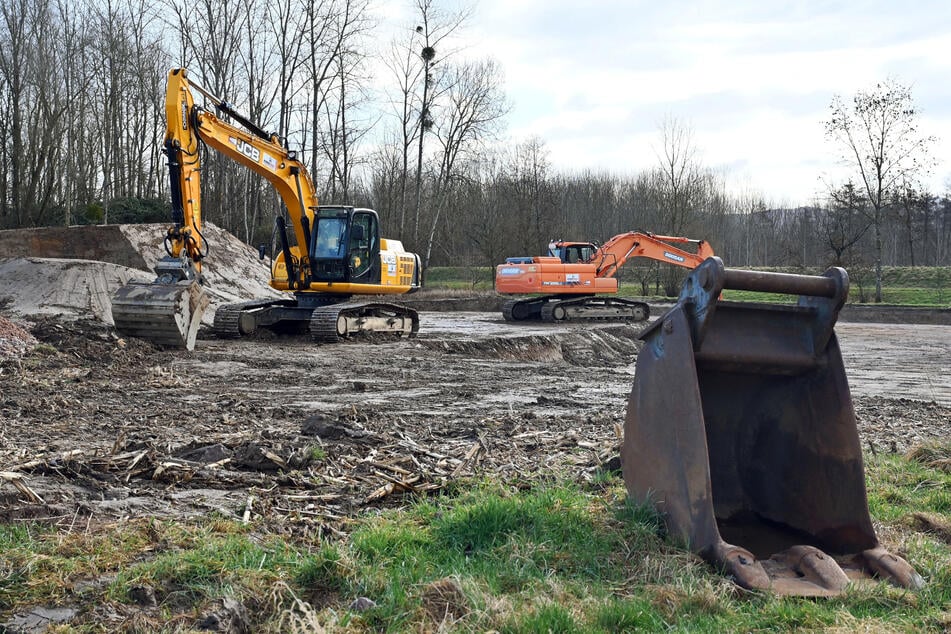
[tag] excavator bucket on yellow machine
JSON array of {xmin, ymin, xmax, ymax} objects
[
  {"xmin": 623, "ymin": 256, "xmax": 924, "ymax": 596},
  {"xmin": 111, "ymin": 254, "xmax": 209, "ymax": 350}
]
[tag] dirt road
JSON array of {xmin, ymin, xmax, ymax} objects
[
  {"xmin": 1, "ymin": 312, "xmax": 948, "ymax": 534},
  {"xmin": 420, "ymin": 313, "xmax": 951, "ymax": 406},
  {"xmin": 837, "ymin": 322, "xmax": 951, "ymax": 406}
]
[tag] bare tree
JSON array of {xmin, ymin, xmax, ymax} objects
[
  {"xmin": 379, "ymin": 36, "xmax": 424, "ymax": 237},
  {"xmin": 507, "ymin": 136, "xmax": 553, "ymax": 248},
  {"xmin": 380, "ymin": 0, "xmax": 469, "ymax": 249},
  {"xmin": 820, "ymin": 182, "xmax": 870, "ymax": 268},
  {"xmin": 0, "ymin": 0, "xmax": 78, "ymax": 226},
  {"xmin": 890, "ymin": 183, "xmax": 932, "ymax": 267},
  {"xmin": 652, "ymin": 116, "xmax": 706, "ymax": 235},
  {"xmin": 422, "ymin": 57, "xmax": 506, "ymax": 269},
  {"xmin": 313, "ymin": 0, "xmax": 374, "ymax": 201},
  {"xmin": 235, "ymin": 0, "xmax": 277, "ymax": 242},
  {"xmin": 167, "ymin": 0, "xmax": 250, "ymax": 232},
  {"xmin": 937, "ymin": 194, "xmax": 951, "ymax": 266},
  {"xmin": 267, "ymin": 0, "xmax": 307, "ymax": 140},
  {"xmin": 649, "ymin": 116, "xmax": 716, "ymax": 293},
  {"xmin": 0, "ymin": 0, "xmax": 31, "ymax": 225},
  {"xmin": 825, "ymin": 79, "xmax": 935, "ymax": 301},
  {"xmin": 55, "ymin": 0, "xmax": 95, "ymax": 223}
]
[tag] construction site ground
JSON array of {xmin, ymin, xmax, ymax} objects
[
  {"xmin": 1, "ymin": 309, "xmax": 949, "ymax": 533},
  {"xmin": 0, "ymin": 224, "xmax": 949, "ymax": 629}
]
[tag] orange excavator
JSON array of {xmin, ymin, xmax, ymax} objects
[{"xmin": 495, "ymin": 232, "xmax": 714, "ymax": 322}]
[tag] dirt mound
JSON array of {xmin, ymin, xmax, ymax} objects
[
  {"xmin": 0, "ymin": 314, "xmax": 36, "ymax": 357},
  {"xmin": 0, "ymin": 257, "xmax": 144, "ymax": 324},
  {"xmin": 27, "ymin": 317, "xmax": 157, "ymax": 367},
  {"xmin": 0, "ymin": 223, "xmax": 279, "ymax": 326},
  {"xmin": 419, "ymin": 324, "xmax": 644, "ymax": 366},
  {"xmin": 116, "ymin": 224, "xmax": 280, "ymax": 307}
]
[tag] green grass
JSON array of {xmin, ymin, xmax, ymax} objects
[
  {"xmin": 2, "ymin": 456, "xmax": 950, "ymax": 631},
  {"xmin": 424, "ymin": 266, "xmax": 495, "ymax": 290},
  {"xmin": 307, "ymin": 444, "xmax": 328, "ymax": 462}
]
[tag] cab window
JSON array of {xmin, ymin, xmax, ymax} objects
[
  {"xmin": 348, "ymin": 213, "xmax": 376, "ymax": 279},
  {"xmin": 314, "ymin": 217, "xmax": 347, "ymax": 259}
]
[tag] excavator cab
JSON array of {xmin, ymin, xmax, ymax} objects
[
  {"xmin": 623, "ymin": 257, "xmax": 923, "ymax": 596},
  {"xmin": 548, "ymin": 241, "xmax": 596, "ymax": 264},
  {"xmin": 309, "ymin": 207, "xmax": 379, "ymax": 284}
]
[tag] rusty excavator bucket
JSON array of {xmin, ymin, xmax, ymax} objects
[
  {"xmin": 622, "ymin": 257, "xmax": 924, "ymax": 596},
  {"xmin": 111, "ymin": 255, "xmax": 209, "ymax": 350}
]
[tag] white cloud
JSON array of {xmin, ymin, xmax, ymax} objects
[{"xmin": 451, "ymin": 0, "xmax": 951, "ymax": 202}]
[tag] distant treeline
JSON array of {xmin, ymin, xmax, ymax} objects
[{"xmin": 1, "ymin": 0, "xmax": 949, "ymax": 283}]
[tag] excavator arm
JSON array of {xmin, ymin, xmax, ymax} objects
[
  {"xmin": 590, "ymin": 232, "xmax": 714, "ymax": 278},
  {"xmin": 162, "ymin": 68, "xmax": 205, "ymax": 274},
  {"xmin": 165, "ymin": 68, "xmax": 320, "ymax": 289}
]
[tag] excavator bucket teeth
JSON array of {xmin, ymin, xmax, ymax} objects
[
  {"xmin": 622, "ymin": 257, "xmax": 923, "ymax": 596},
  {"xmin": 111, "ymin": 280, "xmax": 209, "ymax": 350}
]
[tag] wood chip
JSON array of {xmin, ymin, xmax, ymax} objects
[{"xmin": 0, "ymin": 471, "xmax": 44, "ymax": 503}]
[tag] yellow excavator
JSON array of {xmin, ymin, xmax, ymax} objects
[{"xmin": 111, "ymin": 68, "xmax": 420, "ymax": 349}]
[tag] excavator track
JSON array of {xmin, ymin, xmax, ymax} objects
[
  {"xmin": 212, "ymin": 298, "xmax": 294, "ymax": 339},
  {"xmin": 310, "ymin": 301, "xmax": 419, "ymax": 343},
  {"xmin": 212, "ymin": 304, "xmax": 243, "ymax": 339},
  {"xmin": 501, "ymin": 298, "xmax": 543, "ymax": 321},
  {"xmin": 539, "ymin": 297, "xmax": 650, "ymax": 322},
  {"xmin": 503, "ymin": 295, "xmax": 649, "ymax": 323},
  {"xmin": 111, "ymin": 280, "xmax": 209, "ymax": 350}
]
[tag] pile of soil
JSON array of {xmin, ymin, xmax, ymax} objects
[
  {"xmin": 116, "ymin": 223, "xmax": 281, "ymax": 307},
  {"xmin": 0, "ymin": 223, "xmax": 279, "ymax": 326},
  {"xmin": 0, "ymin": 315, "xmax": 36, "ymax": 358},
  {"xmin": 0, "ymin": 258, "xmax": 144, "ymax": 324}
]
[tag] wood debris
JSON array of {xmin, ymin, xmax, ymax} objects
[{"xmin": 0, "ymin": 471, "xmax": 44, "ymax": 503}]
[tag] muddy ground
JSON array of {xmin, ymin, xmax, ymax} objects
[{"xmin": 1, "ymin": 311, "xmax": 949, "ymax": 539}]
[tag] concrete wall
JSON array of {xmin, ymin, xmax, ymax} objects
[{"xmin": 0, "ymin": 225, "xmax": 150, "ymax": 270}]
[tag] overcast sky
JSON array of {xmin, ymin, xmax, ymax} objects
[{"xmin": 380, "ymin": 0, "xmax": 951, "ymax": 207}]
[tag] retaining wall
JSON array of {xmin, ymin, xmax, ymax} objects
[{"xmin": 0, "ymin": 225, "xmax": 149, "ymax": 270}]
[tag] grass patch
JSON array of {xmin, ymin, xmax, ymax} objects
[
  {"xmin": 423, "ymin": 266, "xmax": 495, "ymax": 290},
  {"xmin": 906, "ymin": 440, "xmax": 951, "ymax": 473},
  {"xmin": 866, "ymin": 446, "xmax": 951, "ymax": 523},
  {"xmin": 306, "ymin": 444, "xmax": 328, "ymax": 462},
  {"xmin": 1, "ymin": 461, "xmax": 949, "ymax": 631}
]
